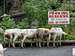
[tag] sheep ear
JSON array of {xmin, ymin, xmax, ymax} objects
[{"xmin": 3, "ymin": 48, "xmax": 7, "ymax": 51}]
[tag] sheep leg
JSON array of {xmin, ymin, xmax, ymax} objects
[
  {"xmin": 21, "ymin": 35, "xmax": 27, "ymax": 48},
  {"xmin": 56, "ymin": 38, "xmax": 59, "ymax": 47},
  {"xmin": 34, "ymin": 34, "xmax": 38, "ymax": 47},
  {"xmin": 31, "ymin": 42, "xmax": 33, "ymax": 47},
  {"xmin": 59, "ymin": 34, "xmax": 62, "ymax": 46},
  {"xmin": 38, "ymin": 36, "xmax": 42, "ymax": 47},
  {"xmin": 39, "ymin": 37, "xmax": 41, "ymax": 47},
  {"xmin": 43, "ymin": 41, "xmax": 44, "ymax": 47},
  {"xmin": 8, "ymin": 40, "xmax": 11, "ymax": 48},
  {"xmin": 21, "ymin": 41, "xmax": 24, "ymax": 48},
  {"xmin": 12, "ymin": 35, "xmax": 18, "ymax": 48},
  {"xmin": 36, "ymin": 42, "xmax": 38, "ymax": 47},
  {"xmin": 47, "ymin": 34, "xmax": 51, "ymax": 47},
  {"xmin": 12, "ymin": 42, "xmax": 15, "ymax": 48},
  {"xmin": 39, "ymin": 42, "xmax": 41, "ymax": 47},
  {"xmin": 39, "ymin": 38, "xmax": 43, "ymax": 47},
  {"xmin": 9, "ymin": 34, "xmax": 13, "ymax": 48},
  {"xmin": 53, "ymin": 34, "xmax": 57, "ymax": 48}
]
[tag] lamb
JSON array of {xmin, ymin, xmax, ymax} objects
[
  {"xmin": 12, "ymin": 29, "xmax": 22, "ymax": 48},
  {"xmin": 21, "ymin": 29, "xmax": 37, "ymax": 48},
  {"xmin": 49, "ymin": 27, "xmax": 67, "ymax": 47},
  {"xmin": 36, "ymin": 28, "xmax": 50, "ymax": 47},
  {"xmin": 4, "ymin": 29, "xmax": 14, "ymax": 47},
  {"xmin": 4, "ymin": 28, "xmax": 21, "ymax": 48}
]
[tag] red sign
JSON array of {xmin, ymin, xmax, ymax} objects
[{"xmin": 48, "ymin": 11, "xmax": 70, "ymax": 24}]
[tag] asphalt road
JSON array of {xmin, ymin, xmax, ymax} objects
[{"xmin": 4, "ymin": 46, "xmax": 74, "ymax": 56}]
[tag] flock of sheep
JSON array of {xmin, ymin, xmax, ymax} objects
[{"xmin": 0, "ymin": 27, "xmax": 67, "ymax": 48}]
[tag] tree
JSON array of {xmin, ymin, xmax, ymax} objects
[{"xmin": 22, "ymin": 0, "xmax": 61, "ymax": 28}]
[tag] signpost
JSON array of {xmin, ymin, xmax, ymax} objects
[{"xmin": 48, "ymin": 11, "xmax": 70, "ymax": 25}]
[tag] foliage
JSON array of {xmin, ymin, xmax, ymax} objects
[
  {"xmin": 64, "ymin": 34, "xmax": 75, "ymax": 40},
  {"xmin": 70, "ymin": 13, "xmax": 75, "ymax": 17},
  {"xmin": 22, "ymin": 0, "xmax": 62, "ymax": 28},
  {"xmin": 16, "ymin": 18, "xmax": 29, "ymax": 29},
  {"xmin": 0, "ymin": 0, "xmax": 75, "ymax": 34},
  {"xmin": 0, "ymin": 33, "xmax": 4, "ymax": 43},
  {"xmin": 0, "ymin": 16, "xmax": 15, "ymax": 29},
  {"xmin": 65, "ymin": 17, "xmax": 75, "ymax": 34},
  {"xmin": 0, "ymin": 28, "xmax": 4, "ymax": 43}
]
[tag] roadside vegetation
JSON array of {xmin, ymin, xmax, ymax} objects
[{"xmin": 0, "ymin": 0, "xmax": 75, "ymax": 42}]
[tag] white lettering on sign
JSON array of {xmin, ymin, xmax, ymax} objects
[{"xmin": 48, "ymin": 11, "xmax": 70, "ymax": 24}]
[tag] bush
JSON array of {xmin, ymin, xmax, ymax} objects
[
  {"xmin": 64, "ymin": 34, "xmax": 75, "ymax": 40},
  {"xmin": 1, "ymin": 16, "xmax": 15, "ymax": 29},
  {"xmin": 16, "ymin": 18, "xmax": 29, "ymax": 28}
]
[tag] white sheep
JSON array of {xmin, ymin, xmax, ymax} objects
[
  {"xmin": 21, "ymin": 29, "xmax": 37, "ymax": 48},
  {"xmin": 36, "ymin": 28, "xmax": 50, "ymax": 47},
  {"xmin": 12, "ymin": 29, "xmax": 22, "ymax": 48},
  {"xmin": 4, "ymin": 29, "xmax": 14, "ymax": 47},
  {"xmin": 4, "ymin": 28, "xmax": 21, "ymax": 48},
  {"xmin": 49, "ymin": 27, "xmax": 67, "ymax": 47}
]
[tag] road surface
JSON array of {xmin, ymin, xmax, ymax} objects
[{"xmin": 4, "ymin": 46, "xmax": 74, "ymax": 56}]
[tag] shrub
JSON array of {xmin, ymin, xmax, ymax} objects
[
  {"xmin": 64, "ymin": 34, "xmax": 75, "ymax": 40},
  {"xmin": 1, "ymin": 16, "xmax": 15, "ymax": 29}
]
